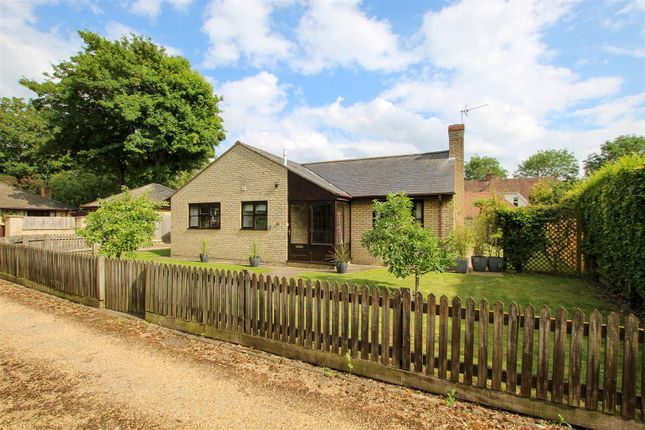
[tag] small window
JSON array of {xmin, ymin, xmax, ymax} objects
[
  {"xmin": 26, "ymin": 211, "xmax": 55, "ymax": 217},
  {"xmin": 242, "ymin": 201, "xmax": 268, "ymax": 230},
  {"xmin": 412, "ymin": 199, "xmax": 424, "ymax": 226},
  {"xmin": 513, "ymin": 197, "xmax": 519, "ymax": 207},
  {"xmin": 189, "ymin": 203, "xmax": 221, "ymax": 229}
]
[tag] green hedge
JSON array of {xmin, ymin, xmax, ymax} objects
[
  {"xmin": 566, "ymin": 153, "xmax": 645, "ymax": 308},
  {"xmin": 496, "ymin": 206, "xmax": 565, "ymax": 273}
]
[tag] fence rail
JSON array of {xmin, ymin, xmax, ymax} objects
[
  {"xmin": 22, "ymin": 216, "xmax": 76, "ymax": 230},
  {"xmin": 1, "ymin": 234, "xmax": 89, "ymax": 252},
  {"xmin": 0, "ymin": 242, "xmax": 642, "ymax": 429}
]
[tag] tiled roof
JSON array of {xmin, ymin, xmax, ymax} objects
[
  {"xmin": 238, "ymin": 143, "xmax": 352, "ymax": 198},
  {"xmin": 302, "ymin": 151, "xmax": 454, "ymax": 197},
  {"xmin": 0, "ymin": 182, "xmax": 72, "ymax": 211},
  {"xmin": 81, "ymin": 183, "xmax": 175, "ymax": 208},
  {"xmin": 465, "ymin": 177, "xmax": 544, "ymax": 200}
]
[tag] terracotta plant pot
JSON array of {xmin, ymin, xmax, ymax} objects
[{"xmin": 471, "ymin": 256, "xmax": 488, "ymax": 272}]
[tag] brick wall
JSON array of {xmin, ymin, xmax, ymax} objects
[
  {"xmin": 350, "ymin": 196, "xmax": 454, "ymax": 265},
  {"xmin": 171, "ymin": 144, "xmax": 288, "ymax": 264}
]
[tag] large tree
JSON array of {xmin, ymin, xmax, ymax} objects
[
  {"xmin": 584, "ymin": 135, "xmax": 645, "ymax": 175},
  {"xmin": 0, "ymin": 97, "xmax": 66, "ymax": 191},
  {"xmin": 21, "ymin": 31, "xmax": 225, "ymax": 187},
  {"xmin": 514, "ymin": 149, "xmax": 579, "ymax": 181},
  {"xmin": 465, "ymin": 155, "xmax": 508, "ymax": 180}
]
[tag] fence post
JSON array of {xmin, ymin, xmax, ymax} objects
[{"xmin": 96, "ymin": 256, "xmax": 105, "ymax": 308}]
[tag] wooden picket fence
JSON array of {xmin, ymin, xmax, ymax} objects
[
  {"xmin": 1, "ymin": 234, "xmax": 90, "ymax": 252},
  {"xmin": 0, "ymin": 241, "xmax": 643, "ymax": 429}
]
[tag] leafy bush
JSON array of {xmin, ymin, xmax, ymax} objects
[
  {"xmin": 565, "ymin": 153, "xmax": 645, "ymax": 308},
  {"xmin": 495, "ymin": 206, "xmax": 561, "ymax": 272},
  {"xmin": 79, "ymin": 189, "xmax": 162, "ymax": 258}
]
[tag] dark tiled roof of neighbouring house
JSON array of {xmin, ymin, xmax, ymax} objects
[
  {"xmin": 0, "ymin": 182, "xmax": 72, "ymax": 211},
  {"xmin": 302, "ymin": 151, "xmax": 455, "ymax": 197},
  {"xmin": 81, "ymin": 183, "xmax": 175, "ymax": 208}
]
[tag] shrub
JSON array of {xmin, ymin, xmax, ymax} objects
[
  {"xmin": 565, "ymin": 153, "xmax": 645, "ymax": 308},
  {"xmin": 79, "ymin": 189, "xmax": 163, "ymax": 258}
]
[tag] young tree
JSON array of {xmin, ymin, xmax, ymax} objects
[
  {"xmin": 79, "ymin": 190, "xmax": 162, "ymax": 258},
  {"xmin": 361, "ymin": 193, "xmax": 453, "ymax": 293},
  {"xmin": 465, "ymin": 155, "xmax": 508, "ymax": 180},
  {"xmin": 584, "ymin": 135, "xmax": 645, "ymax": 175},
  {"xmin": 514, "ymin": 149, "xmax": 579, "ymax": 181},
  {"xmin": 21, "ymin": 31, "xmax": 225, "ymax": 187},
  {"xmin": 528, "ymin": 178, "xmax": 576, "ymax": 206}
]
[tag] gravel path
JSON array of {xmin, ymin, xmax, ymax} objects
[{"xmin": 0, "ymin": 280, "xmax": 559, "ymax": 429}]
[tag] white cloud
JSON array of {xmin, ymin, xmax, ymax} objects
[
  {"xmin": 293, "ymin": 0, "xmax": 414, "ymax": 73},
  {"xmin": 603, "ymin": 45, "xmax": 645, "ymax": 58},
  {"xmin": 379, "ymin": 0, "xmax": 627, "ymax": 170},
  {"xmin": 573, "ymin": 93, "xmax": 645, "ymax": 126},
  {"xmin": 129, "ymin": 0, "xmax": 194, "ymax": 18},
  {"xmin": 0, "ymin": 1, "xmax": 81, "ymax": 98},
  {"xmin": 201, "ymin": 0, "xmax": 293, "ymax": 68}
]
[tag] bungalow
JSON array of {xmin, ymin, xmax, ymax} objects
[
  {"xmin": 0, "ymin": 182, "xmax": 73, "ymax": 237},
  {"xmin": 171, "ymin": 124, "xmax": 465, "ymax": 265}
]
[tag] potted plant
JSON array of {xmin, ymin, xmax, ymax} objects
[
  {"xmin": 450, "ymin": 225, "xmax": 472, "ymax": 274},
  {"xmin": 487, "ymin": 231, "xmax": 504, "ymax": 272},
  {"xmin": 471, "ymin": 215, "xmax": 489, "ymax": 272},
  {"xmin": 330, "ymin": 242, "xmax": 350, "ymax": 274},
  {"xmin": 199, "ymin": 239, "xmax": 209, "ymax": 262},
  {"xmin": 249, "ymin": 240, "xmax": 261, "ymax": 267}
]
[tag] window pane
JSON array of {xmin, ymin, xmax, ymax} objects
[
  {"xmin": 414, "ymin": 202, "xmax": 423, "ymax": 220},
  {"xmin": 190, "ymin": 206, "xmax": 199, "ymax": 216},
  {"xmin": 255, "ymin": 215, "xmax": 267, "ymax": 230},
  {"xmin": 199, "ymin": 215, "xmax": 209, "ymax": 228},
  {"xmin": 243, "ymin": 203, "xmax": 254, "ymax": 215},
  {"xmin": 200, "ymin": 205, "xmax": 209, "ymax": 215},
  {"xmin": 210, "ymin": 205, "xmax": 220, "ymax": 217},
  {"xmin": 189, "ymin": 216, "xmax": 198, "ymax": 227},
  {"xmin": 311, "ymin": 202, "xmax": 333, "ymax": 244},
  {"xmin": 255, "ymin": 203, "xmax": 267, "ymax": 214},
  {"xmin": 242, "ymin": 215, "xmax": 254, "ymax": 228}
]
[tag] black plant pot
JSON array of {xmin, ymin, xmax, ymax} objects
[
  {"xmin": 200, "ymin": 253, "xmax": 209, "ymax": 263},
  {"xmin": 249, "ymin": 256, "xmax": 261, "ymax": 267},
  {"xmin": 488, "ymin": 256, "xmax": 504, "ymax": 272},
  {"xmin": 455, "ymin": 258, "xmax": 469, "ymax": 274},
  {"xmin": 471, "ymin": 256, "xmax": 488, "ymax": 272},
  {"xmin": 336, "ymin": 262, "xmax": 348, "ymax": 274}
]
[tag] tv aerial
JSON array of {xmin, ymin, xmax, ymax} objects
[{"xmin": 460, "ymin": 103, "xmax": 489, "ymax": 123}]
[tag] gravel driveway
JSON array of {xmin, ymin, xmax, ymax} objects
[{"xmin": 0, "ymin": 280, "xmax": 559, "ymax": 429}]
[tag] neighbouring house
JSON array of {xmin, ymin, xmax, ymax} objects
[
  {"xmin": 80, "ymin": 183, "xmax": 175, "ymax": 243},
  {"xmin": 170, "ymin": 124, "xmax": 465, "ymax": 265},
  {"xmin": 464, "ymin": 173, "xmax": 543, "ymax": 220},
  {"xmin": 0, "ymin": 182, "xmax": 74, "ymax": 237}
]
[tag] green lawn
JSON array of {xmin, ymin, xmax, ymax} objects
[
  {"xmin": 132, "ymin": 248, "xmax": 271, "ymax": 274},
  {"xmin": 295, "ymin": 268, "xmax": 616, "ymax": 317}
]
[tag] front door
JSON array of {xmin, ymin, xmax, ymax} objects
[{"xmin": 288, "ymin": 201, "xmax": 335, "ymax": 262}]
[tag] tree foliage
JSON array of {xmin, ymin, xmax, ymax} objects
[
  {"xmin": 565, "ymin": 153, "xmax": 645, "ymax": 309},
  {"xmin": 0, "ymin": 97, "xmax": 67, "ymax": 191},
  {"xmin": 584, "ymin": 135, "xmax": 645, "ymax": 175},
  {"xmin": 514, "ymin": 149, "xmax": 579, "ymax": 181},
  {"xmin": 78, "ymin": 189, "xmax": 162, "ymax": 258},
  {"xmin": 528, "ymin": 178, "xmax": 576, "ymax": 206},
  {"xmin": 50, "ymin": 170, "xmax": 120, "ymax": 208},
  {"xmin": 465, "ymin": 155, "xmax": 508, "ymax": 180},
  {"xmin": 21, "ymin": 31, "xmax": 225, "ymax": 187},
  {"xmin": 361, "ymin": 193, "xmax": 453, "ymax": 292}
]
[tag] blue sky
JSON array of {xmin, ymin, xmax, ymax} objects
[{"xmin": 1, "ymin": 0, "xmax": 644, "ymax": 173}]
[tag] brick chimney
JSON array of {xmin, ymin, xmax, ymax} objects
[
  {"xmin": 448, "ymin": 124, "xmax": 465, "ymax": 228},
  {"xmin": 40, "ymin": 185, "xmax": 52, "ymax": 199}
]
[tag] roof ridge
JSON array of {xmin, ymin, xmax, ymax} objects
[{"xmin": 302, "ymin": 150, "xmax": 449, "ymax": 166}]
